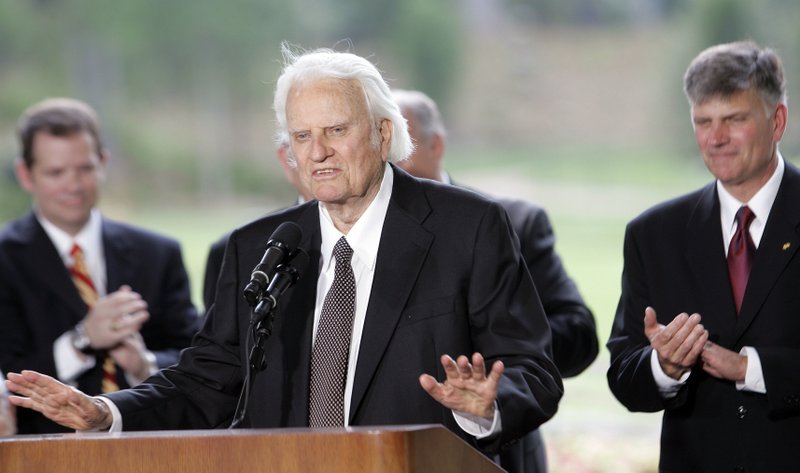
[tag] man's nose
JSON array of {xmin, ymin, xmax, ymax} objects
[{"xmin": 309, "ymin": 135, "xmax": 332, "ymax": 162}]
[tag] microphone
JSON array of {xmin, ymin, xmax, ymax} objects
[
  {"xmin": 251, "ymin": 249, "xmax": 310, "ymax": 324},
  {"xmin": 242, "ymin": 222, "xmax": 302, "ymax": 307}
]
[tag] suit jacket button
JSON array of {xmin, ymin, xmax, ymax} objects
[
  {"xmin": 737, "ymin": 405, "xmax": 747, "ymax": 419},
  {"xmin": 733, "ymin": 467, "xmax": 745, "ymax": 473}
]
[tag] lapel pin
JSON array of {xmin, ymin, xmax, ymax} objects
[{"xmin": 782, "ymin": 242, "xmax": 791, "ymax": 251}]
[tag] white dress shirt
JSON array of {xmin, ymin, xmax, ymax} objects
[
  {"xmin": 38, "ymin": 209, "xmax": 105, "ymax": 385},
  {"xmin": 314, "ymin": 163, "xmax": 393, "ymax": 424}
]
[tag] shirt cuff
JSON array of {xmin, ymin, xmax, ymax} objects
[
  {"xmin": 650, "ymin": 348, "xmax": 690, "ymax": 398},
  {"xmin": 452, "ymin": 402, "xmax": 502, "ymax": 439},
  {"xmin": 79, "ymin": 396, "xmax": 124, "ymax": 433},
  {"xmin": 123, "ymin": 350, "xmax": 158, "ymax": 387},
  {"xmin": 737, "ymin": 346, "xmax": 766, "ymax": 393},
  {"xmin": 54, "ymin": 331, "xmax": 96, "ymax": 384}
]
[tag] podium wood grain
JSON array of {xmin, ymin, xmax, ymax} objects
[{"xmin": 0, "ymin": 424, "xmax": 504, "ymax": 472}]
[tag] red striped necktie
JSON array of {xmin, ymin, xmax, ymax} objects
[{"xmin": 70, "ymin": 243, "xmax": 119, "ymax": 393}]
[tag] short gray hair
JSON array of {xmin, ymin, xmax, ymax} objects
[
  {"xmin": 392, "ymin": 89, "xmax": 447, "ymax": 144},
  {"xmin": 684, "ymin": 41, "xmax": 787, "ymax": 109}
]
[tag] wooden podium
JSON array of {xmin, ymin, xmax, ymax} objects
[{"xmin": 0, "ymin": 424, "xmax": 504, "ymax": 472}]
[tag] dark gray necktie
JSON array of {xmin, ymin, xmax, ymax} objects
[{"xmin": 308, "ymin": 236, "xmax": 356, "ymax": 427}]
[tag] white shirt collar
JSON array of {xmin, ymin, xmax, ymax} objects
[
  {"xmin": 717, "ymin": 154, "xmax": 784, "ymax": 247},
  {"xmin": 37, "ymin": 209, "xmax": 103, "ymax": 265},
  {"xmin": 318, "ymin": 162, "xmax": 393, "ymax": 272},
  {"xmin": 37, "ymin": 208, "xmax": 106, "ymax": 294}
]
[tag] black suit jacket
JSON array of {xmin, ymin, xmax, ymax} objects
[
  {"xmin": 0, "ymin": 213, "xmax": 200, "ymax": 434},
  {"xmin": 497, "ymin": 197, "xmax": 598, "ymax": 377},
  {"xmin": 108, "ymin": 166, "xmax": 563, "ymax": 453},
  {"xmin": 202, "ymin": 193, "xmax": 592, "ymax": 473},
  {"xmin": 607, "ymin": 162, "xmax": 800, "ymax": 472},
  {"xmin": 495, "ymin": 197, "xmax": 598, "ymax": 473},
  {"xmin": 202, "ymin": 233, "xmax": 228, "ymax": 314}
]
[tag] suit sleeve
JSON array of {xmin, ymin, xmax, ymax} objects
[
  {"xmin": 469, "ymin": 202, "xmax": 563, "ymax": 450},
  {"xmin": 108, "ymin": 233, "xmax": 245, "ymax": 430},
  {"xmin": 517, "ymin": 207, "xmax": 598, "ymax": 377},
  {"xmin": 758, "ymin": 346, "xmax": 800, "ymax": 416},
  {"xmin": 202, "ymin": 236, "xmax": 228, "ymax": 314},
  {"xmin": 138, "ymin": 239, "xmax": 201, "ymax": 370},
  {"xmin": 606, "ymin": 222, "xmax": 679, "ymax": 412},
  {"xmin": 0, "ymin": 253, "xmax": 60, "ymax": 378}
]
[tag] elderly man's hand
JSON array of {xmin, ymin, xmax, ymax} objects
[
  {"xmin": 5, "ymin": 370, "xmax": 112, "ymax": 431},
  {"xmin": 419, "ymin": 352, "xmax": 503, "ymax": 419}
]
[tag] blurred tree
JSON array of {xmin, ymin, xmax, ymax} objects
[
  {"xmin": 691, "ymin": 0, "xmax": 760, "ymax": 46},
  {"xmin": 0, "ymin": 164, "xmax": 28, "ymax": 224},
  {"xmin": 505, "ymin": 0, "xmax": 681, "ymax": 26},
  {"xmin": 0, "ymin": 0, "xmax": 466, "ymax": 205},
  {"xmin": 0, "ymin": 0, "xmax": 297, "ymax": 204},
  {"xmin": 379, "ymin": 0, "xmax": 464, "ymax": 109},
  {"xmin": 284, "ymin": 0, "xmax": 464, "ymax": 119}
]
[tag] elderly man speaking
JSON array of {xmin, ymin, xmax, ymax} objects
[{"xmin": 7, "ymin": 44, "xmax": 562, "ymax": 461}]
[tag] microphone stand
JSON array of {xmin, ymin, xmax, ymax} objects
[
  {"xmin": 229, "ymin": 302, "xmax": 276, "ymax": 429},
  {"xmin": 228, "ymin": 256, "xmax": 305, "ymax": 429}
]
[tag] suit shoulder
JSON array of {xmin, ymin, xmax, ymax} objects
[
  {"xmin": 494, "ymin": 196, "xmax": 544, "ymax": 216},
  {"xmin": 102, "ymin": 218, "xmax": 181, "ymax": 249},
  {"xmin": 421, "ymin": 178, "xmax": 502, "ymax": 212},
  {"xmin": 0, "ymin": 214, "xmax": 33, "ymax": 245},
  {"xmin": 232, "ymin": 201, "xmax": 316, "ymax": 242},
  {"xmin": 628, "ymin": 183, "xmax": 713, "ymax": 230}
]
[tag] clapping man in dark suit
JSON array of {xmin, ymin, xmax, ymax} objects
[
  {"xmin": 393, "ymin": 88, "xmax": 598, "ymax": 473},
  {"xmin": 0, "ymin": 98, "xmax": 199, "ymax": 434},
  {"xmin": 607, "ymin": 41, "xmax": 800, "ymax": 471},
  {"xmin": 6, "ymin": 45, "xmax": 562, "ymax": 461}
]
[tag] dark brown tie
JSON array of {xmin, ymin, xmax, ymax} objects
[
  {"xmin": 69, "ymin": 244, "xmax": 119, "ymax": 393},
  {"xmin": 727, "ymin": 206, "xmax": 756, "ymax": 314},
  {"xmin": 308, "ymin": 237, "xmax": 356, "ymax": 427}
]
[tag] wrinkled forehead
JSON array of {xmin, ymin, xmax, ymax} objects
[
  {"xmin": 287, "ymin": 78, "xmax": 369, "ymax": 127},
  {"xmin": 690, "ymin": 88, "xmax": 766, "ymax": 113}
]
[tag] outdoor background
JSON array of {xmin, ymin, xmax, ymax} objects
[{"xmin": 2, "ymin": 0, "xmax": 800, "ymax": 471}]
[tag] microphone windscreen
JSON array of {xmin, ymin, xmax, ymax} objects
[{"xmin": 270, "ymin": 221, "xmax": 302, "ymax": 249}]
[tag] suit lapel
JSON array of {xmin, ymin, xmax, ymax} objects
[
  {"xmin": 102, "ymin": 219, "xmax": 136, "ymax": 293},
  {"xmin": 280, "ymin": 204, "xmax": 322, "ymax": 426},
  {"xmin": 349, "ymin": 167, "xmax": 433, "ymax": 422},
  {"xmin": 685, "ymin": 184, "xmax": 739, "ymax": 345},
  {"xmin": 733, "ymin": 164, "xmax": 800, "ymax": 343},
  {"xmin": 15, "ymin": 213, "xmax": 87, "ymax": 320}
]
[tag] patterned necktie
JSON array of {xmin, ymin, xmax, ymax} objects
[
  {"xmin": 69, "ymin": 244, "xmax": 119, "ymax": 393},
  {"xmin": 727, "ymin": 206, "xmax": 756, "ymax": 315},
  {"xmin": 308, "ymin": 237, "xmax": 356, "ymax": 427}
]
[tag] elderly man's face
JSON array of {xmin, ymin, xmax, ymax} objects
[{"xmin": 286, "ymin": 78, "xmax": 390, "ymax": 211}]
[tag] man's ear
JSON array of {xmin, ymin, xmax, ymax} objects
[
  {"xmin": 97, "ymin": 150, "xmax": 110, "ymax": 181},
  {"xmin": 380, "ymin": 119, "xmax": 393, "ymax": 162},
  {"xmin": 773, "ymin": 102, "xmax": 788, "ymax": 143},
  {"xmin": 14, "ymin": 158, "xmax": 34, "ymax": 193},
  {"xmin": 432, "ymin": 133, "xmax": 445, "ymax": 161}
]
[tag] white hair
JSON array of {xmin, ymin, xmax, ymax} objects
[{"xmin": 273, "ymin": 43, "xmax": 413, "ymax": 163}]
